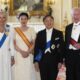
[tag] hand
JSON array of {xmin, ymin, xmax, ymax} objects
[
  {"xmin": 19, "ymin": 50, "xmax": 29, "ymax": 58},
  {"xmin": 34, "ymin": 62, "xmax": 40, "ymax": 72},
  {"xmin": 14, "ymin": 40, "xmax": 30, "ymax": 58}
]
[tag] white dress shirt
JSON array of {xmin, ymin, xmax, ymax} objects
[
  {"xmin": 44, "ymin": 28, "xmax": 53, "ymax": 53},
  {"xmin": 46, "ymin": 28, "xmax": 53, "ymax": 42},
  {"xmin": 69, "ymin": 22, "xmax": 80, "ymax": 50}
]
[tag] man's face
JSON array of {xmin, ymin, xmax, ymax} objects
[
  {"xmin": 72, "ymin": 9, "xmax": 80, "ymax": 23},
  {"xmin": 0, "ymin": 12, "xmax": 7, "ymax": 27},
  {"xmin": 43, "ymin": 16, "xmax": 54, "ymax": 29}
]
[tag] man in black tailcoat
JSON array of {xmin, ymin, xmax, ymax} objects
[
  {"xmin": 34, "ymin": 15, "xmax": 64, "ymax": 80},
  {"xmin": 65, "ymin": 8, "xmax": 80, "ymax": 80}
]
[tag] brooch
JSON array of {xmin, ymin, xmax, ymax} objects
[
  {"xmin": 5, "ymin": 31, "xmax": 9, "ymax": 36},
  {"xmin": 51, "ymin": 44, "xmax": 55, "ymax": 49}
]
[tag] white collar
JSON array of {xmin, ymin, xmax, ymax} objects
[
  {"xmin": 46, "ymin": 28, "xmax": 53, "ymax": 32},
  {"xmin": 73, "ymin": 22, "xmax": 80, "ymax": 26}
]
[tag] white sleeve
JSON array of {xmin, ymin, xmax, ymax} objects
[
  {"xmin": 9, "ymin": 26, "xmax": 15, "ymax": 56},
  {"xmin": 30, "ymin": 27, "xmax": 36, "ymax": 41}
]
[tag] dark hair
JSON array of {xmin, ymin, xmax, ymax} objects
[
  {"xmin": 43, "ymin": 15, "xmax": 54, "ymax": 22},
  {"xmin": 18, "ymin": 12, "xmax": 29, "ymax": 19}
]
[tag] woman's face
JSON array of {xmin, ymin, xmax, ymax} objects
[
  {"xmin": 19, "ymin": 15, "xmax": 28, "ymax": 26},
  {"xmin": 0, "ymin": 12, "xmax": 7, "ymax": 27}
]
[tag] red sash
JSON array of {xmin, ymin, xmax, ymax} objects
[
  {"xmin": 70, "ymin": 38, "xmax": 80, "ymax": 49},
  {"xmin": 15, "ymin": 27, "xmax": 32, "ymax": 48}
]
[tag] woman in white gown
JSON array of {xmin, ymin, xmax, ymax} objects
[
  {"xmin": 0, "ymin": 9, "xmax": 14, "ymax": 80},
  {"xmin": 13, "ymin": 12, "xmax": 37, "ymax": 80}
]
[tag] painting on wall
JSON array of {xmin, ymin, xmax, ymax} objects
[
  {"xmin": 78, "ymin": 0, "xmax": 80, "ymax": 7},
  {"xmin": 9, "ymin": 0, "xmax": 48, "ymax": 16},
  {"xmin": 72, "ymin": 0, "xmax": 79, "ymax": 8}
]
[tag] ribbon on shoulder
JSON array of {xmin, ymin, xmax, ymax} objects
[
  {"xmin": 0, "ymin": 33, "xmax": 7, "ymax": 48},
  {"xmin": 15, "ymin": 27, "xmax": 32, "ymax": 48}
]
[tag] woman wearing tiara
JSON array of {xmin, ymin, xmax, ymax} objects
[{"xmin": 13, "ymin": 12, "xmax": 37, "ymax": 80}]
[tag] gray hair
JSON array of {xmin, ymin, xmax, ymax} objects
[{"xmin": 71, "ymin": 7, "xmax": 80, "ymax": 16}]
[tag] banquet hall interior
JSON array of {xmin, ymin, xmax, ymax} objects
[{"xmin": 0, "ymin": 0, "xmax": 79, "ymax": 80}]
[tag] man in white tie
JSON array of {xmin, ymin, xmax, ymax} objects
[
  {"xmin": 34, "ymin": 15, "xmax": 64, "ymax": 80},
  {"xmin": 65, "ymin": 8, "xmax": 80, "ymax": 80}
]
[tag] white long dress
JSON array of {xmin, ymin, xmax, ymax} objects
[
  {"xmin": 0, "ymin": 26, "xmax": 14, "ymax": 80},
  {"xmin": 14, "ymin": 27, "xmax": 37, "ymax": 80}
]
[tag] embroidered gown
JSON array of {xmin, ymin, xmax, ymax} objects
[
  {"xmin": 14, "ymin": 27, "xmax": 37, "ymax": 80},
  {"xmin": 0, "ymin": 26, "xmax": 14, "ymax": 80}
]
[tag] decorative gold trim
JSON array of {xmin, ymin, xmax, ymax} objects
[
  {"xmin": 9, "ymin": 0, "xmax": 49, "ymax": 16},
  {"xmin": 72, "ymin": 0, "xmax": 78, "ymax": 8},
  {"xmin": 9, "ymin": 0, "xmax": 14, "ymax": 15}
]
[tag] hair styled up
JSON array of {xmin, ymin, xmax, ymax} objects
[
  {"xmin": 43, "ymin": 15, "xmax": 54, "ymax": 22},
  {"xmin": 0, "ymin": 8, "xmax": 7, "ymax": 17},
  {"xmin": 18, "ymin": 12, "xmax": 29, "ymax": 19},
  {"xmin": 71, "ymin": 7, "xmax": 80, "ymax": 16}
]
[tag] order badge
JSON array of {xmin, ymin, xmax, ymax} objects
[
  {"xmin": 5, "ymin": 32, "xmax": 9, "ymax": 36},
  {"xmin": 51, "ymin": 44, "xmax": 55, "ymax": 49}
]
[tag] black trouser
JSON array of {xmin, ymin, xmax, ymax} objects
[
  {"xmin": 39, "ymin": 53, "xmax": 59, "ymax": 80},
  {"xmin": 65, "ymin": 49, "xmax": 80, "ymax": 80}
]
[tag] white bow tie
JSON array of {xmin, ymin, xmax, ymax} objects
[{"xmin": 74, "ymin": 22, "xmax": 80, "ymax": 26}]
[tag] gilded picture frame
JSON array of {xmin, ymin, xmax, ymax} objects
[
  {"xmin": 72, "ymin": 0, "xmax": 80, "ymax": 8},
  {"xmin": 9, "ymin": 0, "xmax": 49, "ymax": 16}
]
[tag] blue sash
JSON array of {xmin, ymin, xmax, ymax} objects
[
  {"xmin": 35, "ymin": 40, "xmax": 51, "ymax": 62},
  {"xmin": 0, "ymin": 33, "xmax": 7, "ymax": 48}
]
